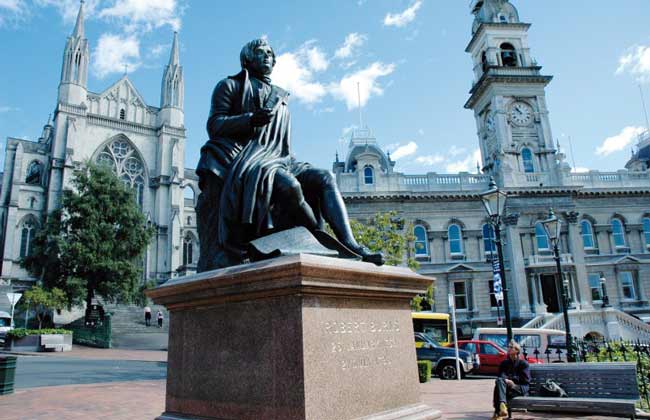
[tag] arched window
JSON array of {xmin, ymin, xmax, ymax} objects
[
  {"xmin": 182, "ymin": 234, "xmax": 193, "ymax": 266},
  {"xmin": 481, "ymin": 51, "xmax": 489, "ymax": 73},
  {"xmin": 643, "ymin": 217, "xmax": 650, "ymax": 248},
  {"xmin": 119, "ymin": 109, "xmax": 126, "ymax": 120},
  {"xmin": 482, "ymin": 223, "xmax": 496, "ymax": 254},
  {"xmin": 535, "ymin": 222, "xmax": 549, "ymax": 251},
  {"xmin": 499, "ymin": 14, "xmax": 508, "ymax": 23},
  {"xmin": 187, "ymin": 216, "xmax": 192, "ymax": 225},
  {"xmin": 363, "ymin": 166, "xmax": 374, "ymax": 185},
  {"xmin": 521, "ymin": 148, "xmax": 534, "ymax": 173},
  {"xmin": 184, "ymin": 186, "xmax": 195, "ymax": 203},
  {"xmin": 20, "ymin": 219, "xmax": 36, "ymax": 258},
  {"xmin": 448, "ymin": 224, "xmax": 463, "ymax": 255},
  {"xmin": 611, "ymin": 218, "xmax": 626, "ymax": 247},
  {"xmin": 25, "ymin": 161, "xmax": 42, "ymax": 184},
  {"xmin": 580, "ymin": 220, "xmax": 595, "ymax": 249},
  {"xmin": 500, "ymin": 43, "xmax": 517, "ymax": 67},
  {"xmin": 96, "ymin": 138, "xmax": 146, "ymax": 208},
  {"xmin": 413, "ymin": 225, "xmax": 428, "ymax": 257}
]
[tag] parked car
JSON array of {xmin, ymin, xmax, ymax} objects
[
  {"xmin": 415, "ymin": 332, "xmax": 479, "ymax": 379},
  {"xmin": 473, "ymin": 327, "xmax": 568, "ymax": 362},
  {"xmin": 0, "ymin": 311, "xmax": 13, "ymax": 343},
  {"xmin": 444, "ymin": 339, "xmax": 543, "ymax": 375}
]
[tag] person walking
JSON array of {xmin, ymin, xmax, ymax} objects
[
  {"xmin": 144, "ymin": 306, "xmax": 151, "ymax": 326},
  {"xmin": 491, "ymin": 340, "xmax": 530, "ymax": 420},
  {"xmin": 157, "ymin": 310, "xmax": 164, "ymax": 328}
]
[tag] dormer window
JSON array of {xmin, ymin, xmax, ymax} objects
[
  {"xmin": 499, "ymin": 14, "xmax": 508, "ymax": 23},
  {"xmin": 363, "ymin": 166, "xmax": 374, "ymax": 185},
  {"xmin": 500, "ymin": 43, "xmax": 517, "ymax": 67},
  {"xmin": 119, "ymin": 108, "xmax": 126, "ymax": 120}
]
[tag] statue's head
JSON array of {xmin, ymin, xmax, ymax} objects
[{"xmin": 240, "ymin": 39, "xmax": 276, "ymax": 76}]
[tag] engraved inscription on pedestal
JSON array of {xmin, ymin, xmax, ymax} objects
[{"xmin": 324, "ymin": 319, "xmax": 400, "ymax": 371}]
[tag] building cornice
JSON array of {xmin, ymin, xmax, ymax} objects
[
  {"xmin": 465, "ymin": 72, "xmax": 553, "ymax": 109},
  {"xmin": 465, "ymin": 22, "xmax": 532, "ymax": 53}
]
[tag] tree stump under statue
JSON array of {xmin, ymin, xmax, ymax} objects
[{"xmin": 147, "ymin": 254, "xmax": 441, "ymax": 420}]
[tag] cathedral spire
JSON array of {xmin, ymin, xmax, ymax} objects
[
  {"xmin": 159, "ymin": 31, "xmax": 184, "ymax": 126},
  {"xmin": 169, "ymin": 31, "xmax": 180, "ymax": 67},
  {"xmin": 72, "ymin": 0, "xmax": 85, "ymax": 39}
]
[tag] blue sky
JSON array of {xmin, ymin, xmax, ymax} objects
[{"xmin": 1, "ymin": 0, "xmax": 650, "ymax": 174}]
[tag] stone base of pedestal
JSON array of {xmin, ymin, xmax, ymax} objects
[{"xmin": 147, "ymin": 254, "xmax": 441, "ymax": 420}]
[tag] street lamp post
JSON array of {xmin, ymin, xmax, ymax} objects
[
  {"xmin": 480, "ymin": 178, "xmax": 513, "ymax": 344},
  {"xmin": 541, "ymin": 208, "xmax": 576, "ymax": 362},
  {"xmin": 599, "ymin": 274, "xmax": 610, "ymax": 308}
]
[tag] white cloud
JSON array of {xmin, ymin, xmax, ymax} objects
[
  {"xmin": 329, "ymin": 62, "xmax": 396, "ymax": 110},
  {"xmin": 446, "ymin": 148, "xmax": 481, "ymax": 173},
  {"xmin": 273, "ymin": 52, "xmax": 327, "ymax": 105},
  {"xmin": 35, "ymin": 0, "xmax": 100, "ymax": 23},
  {"xmin": 616, "ymin": 45, "xmax": 650, "ymax": 82},
  {"xmin": 93, "ymin": 33, "xmax": 141, "ymax": 78},
  {"xmin": 571, "ymin": 167, "xmax": 590, "ymax": 173},
  {"xmin": 448, "ymin": 145, "xmax": 467, "ymax": 157},
  {"xmin": 383, "ymin": 1, "xmax": 422, "ymax": 28},
  {"xmin": 391, "ymin": 141, "xmax": 418, "ymax": 160},
  {"xmin": 305, "ymin": 44, "xmax": 328, "ymax": 72},
  {"xmin": 0, "ymin": 0, "xmax": 26, "ymax": 26},
  {"xmin": 99, "ymin": 0, "xmax": 182, "ymax": 32},
  {"xmin": 596, "ymin": 126, "xmax": 646, "ymax": 156},
  {"xmin": 415, "ymin": 154, "xmax": 444, "ymax": 166},
  {"xmin": 335, "ymin": 33, "xmax": 367, "ymax": 59},
  {"xmin": 148, "ymin": 43, "xmax": 168, "ymax": 58}
]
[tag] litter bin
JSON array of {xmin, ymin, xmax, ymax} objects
[{"xmin": 0, "ymin": 356, "xmax": 16, "ymax": 395}]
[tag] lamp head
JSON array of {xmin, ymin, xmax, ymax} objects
[
  {"xmin": 542, "ymin": 208, "xmax": 561, "ymax": 242},
  {"xmin": 480, "ymin": 177, "xmax": 507, "ymax": 219}
]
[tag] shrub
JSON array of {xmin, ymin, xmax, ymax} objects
[
  {"xmin": 6, "ymin": 328, "xmax": 72, "ymax": 340},
  {"xmin": 417, "ymin": 360, "xmax": 432, "ymax": 383}
]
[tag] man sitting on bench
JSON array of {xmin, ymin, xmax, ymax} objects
[{"xmin": 492, "ymin": 340, "xmax": 530, "ymax": 420}]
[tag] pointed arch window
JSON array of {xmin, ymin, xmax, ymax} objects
[
  {"xmin": 643, "ymin": 217, "xmax": 650, "ymax": 248},
  {"xmin": 580, "ymin": 220, "xmax": 595, "ymax": 249},
  {"xmin": 413, "ymin": 225, "xmax": 428, "ymax": 257},
  {"xmin": 182, "ymin": 234, "xmax": 193, "ymax": 266},
  {"xmin": 25, "ymin": 161, "xmax": 43, "ymax": 185},
  {"xmin": 521, "ymin": 148, "xmax": 535, "ymax": 173},
  {"xmin": 20, "ymin": 218, "xmax": 36, "ymax": 258},
  {"xmin": 363, "ymin": 166, "xmax": 374, "ymax": 185},
  {"xmin": 482, "ymin": 223, "xmax": 496, "ymax": 254},
  {"xmin": 611, "ymin": 218, "xmax": 626, "ymax": 247},
  {"xmin": 96, "ymin": 138, "xmax": 146, "ymax": 209},
  {"xmin": 535, "ymin": 222, "xmax": 549, "ymax": 251},
  {"xmin": 448, "ymin": 224, "xmax": 463, "ymax": 255}
]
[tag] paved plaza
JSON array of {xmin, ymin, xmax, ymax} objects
[{"xmin": 0, "ymin": 346, "xmax": 637, "ymax": 420}]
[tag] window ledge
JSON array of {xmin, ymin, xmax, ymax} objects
[{"xmin": 450, "ymin": 253, "xmax": 466, "ymax": 260}]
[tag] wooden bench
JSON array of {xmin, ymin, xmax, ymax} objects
[{"xmin": 509, "ymin": 362, "xmax": 640, "ymax": 419}]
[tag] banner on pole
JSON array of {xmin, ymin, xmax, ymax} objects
[{"xmin": 491, "ymin": 256, "xmax": 504, "ymax": 303}]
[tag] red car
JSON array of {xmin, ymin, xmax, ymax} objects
[{"xmin": 445, "ymin": 340, "xmax": 542, "ymax": 375}]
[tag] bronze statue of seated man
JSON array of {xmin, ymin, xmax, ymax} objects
[{"xmin": 196, "ymin": 38, "xmax": 384, "ymax": 271}]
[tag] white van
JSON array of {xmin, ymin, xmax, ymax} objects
[{"xmin": 473, "ymin": 327, "xmax": 568, "ymax": 362}]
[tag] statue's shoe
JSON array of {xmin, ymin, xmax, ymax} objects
[{"xmin": 312, "ymin": 230, "xmax": 385, "ymax": 266}]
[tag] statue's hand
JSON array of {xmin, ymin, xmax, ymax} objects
[{"xmin": 250, "ymin": 108, "xmax": 274, "ymax": 127}]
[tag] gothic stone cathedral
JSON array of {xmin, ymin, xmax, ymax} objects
[
  {"xmin": 0, "ymin": 2, "xmax": 199, "ymax": 298},
  {"xmin": 2, "ymin": 0, "xmax": 650, "ymax": 339}
]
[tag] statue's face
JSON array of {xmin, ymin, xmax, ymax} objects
[{"xmin": 249, "ymin": 44, "xmax": 274, "ymax": 76}]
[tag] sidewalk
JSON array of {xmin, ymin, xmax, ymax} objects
[
  {"xmin": 0, "ymin": 375, "xmax": 632, "ymax": 419},
  {"xmin": 0, "ymin": 345, "xmax": 167, "ymax": 362}
]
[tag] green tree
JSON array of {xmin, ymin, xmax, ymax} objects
[
  {"xmin": 21, "ymin": 286, "xmax": 67, "ymax": 330},
  {"xmin": 349, "ymin": 211, "xmax": 419, "ymax": 270},
  {"xmin": 22, "ymin": 162, "xmax": 154, "ymax": 310},
  {"xmin": 348, "ymin": 211, "xmax": 434, "ymax": 309}
]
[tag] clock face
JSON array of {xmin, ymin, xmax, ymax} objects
[
  {"xmin": 510, "ymin": 102, "xmax": 533, "ymax": 126},
  {"xmin": 485, "ymin": 113, "xmax": 495, "ymax": 133}
]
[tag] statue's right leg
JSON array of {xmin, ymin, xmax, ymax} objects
[{"xmin": 196, "ymin": 175, "xmax": 240, "ymax": 271}]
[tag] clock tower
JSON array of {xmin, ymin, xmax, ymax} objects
[{"xmin": 465, "ymin": 0, "xmax": 559, "ymax": 187}]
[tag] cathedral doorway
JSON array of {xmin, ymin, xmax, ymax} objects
[{"xmin": 540, "ymin": 274, "xmax": 560, "ymax": 313}]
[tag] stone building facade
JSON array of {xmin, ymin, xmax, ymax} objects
[
  {"xmin": 0, "ymin": 2, "xmax": 199, "ymax": 302},
  {"xmin": 335, "ymin": 0, "xmax": 650, "ymax": 339}
]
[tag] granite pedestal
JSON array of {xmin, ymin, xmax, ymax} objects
[{"xmin": 147, "ymin": 254, "xmax": 441, "ymax": 420}]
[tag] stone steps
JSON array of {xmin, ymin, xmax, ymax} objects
[{"xmin": 104, "ymin": 304, "xmax": 170, "ymax": 335}]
